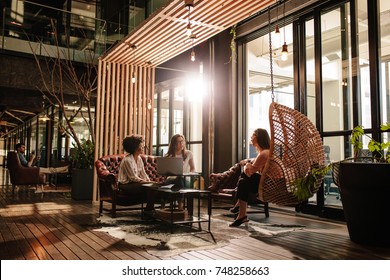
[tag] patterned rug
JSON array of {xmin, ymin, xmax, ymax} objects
[{"xmin": 93, "ymin": 211, "xmax": 305, "ymax": 258}]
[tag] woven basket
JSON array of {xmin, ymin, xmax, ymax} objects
[{"xmin": 258, "ymin": 102, "xmax": 325, "ymax": 206}]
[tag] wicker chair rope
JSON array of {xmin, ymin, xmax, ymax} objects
[{"xmin": 258, "ymin": 102, "xmax": 326, "ymax": 206}]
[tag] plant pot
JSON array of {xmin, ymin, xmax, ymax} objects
[
  {"xmin": 71, "ymin": 168, "xmax": 93, "ymax": 200},
  {"xmin": 339, "ymin": 161, "xmax": 390, "ymax": 247}
]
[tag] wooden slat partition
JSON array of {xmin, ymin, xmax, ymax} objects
[{"xmin": 93, "ymin": 61, "xmax": 155, "ymax": 202}]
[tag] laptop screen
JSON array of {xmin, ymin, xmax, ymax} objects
[{"xmin": 156, "ymin": 157, "xmax": 183, "ymax": 176}]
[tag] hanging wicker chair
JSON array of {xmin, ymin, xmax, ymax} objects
[{"xmin": 257, "ymin": 102, "xmax": 326, "ymax": 206}]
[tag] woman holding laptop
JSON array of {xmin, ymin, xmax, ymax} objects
[
  {"xmin": 164, "ymin": 134, "xmax": 196, "ymax": 210},
  {"xmin": 165, "ymin": 134, "xmax": 196, "ymax": 173}
]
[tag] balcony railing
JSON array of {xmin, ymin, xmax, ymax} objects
[
  {"xmin": 0, "ymin": 1, "xmax": 172, "ymax": 63},
  {"xmin": 1, "ymin": 5, "xmax": 107, "ymax": 63}
]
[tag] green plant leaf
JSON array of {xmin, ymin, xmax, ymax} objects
[{"xmin": 70, "ymin": 139, "xmax": 94, "ymax": 169}]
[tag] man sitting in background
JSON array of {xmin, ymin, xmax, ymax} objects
[{"xmin": 15, "ymin": 143, "xmax": 69, "ymax": 174}]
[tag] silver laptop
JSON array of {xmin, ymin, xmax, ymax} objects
[{"xmin": 156, "ymin": 157, "xmax": 183, "ymax": 176}]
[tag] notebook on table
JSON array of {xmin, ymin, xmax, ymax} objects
[{"xmin": 156, "ymin": 157, "xmax": 183, "ymax": 176}]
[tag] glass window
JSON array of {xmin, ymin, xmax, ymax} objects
[
  {"xmin": 159, "ymin": 89, "xmax": 170, "ymax": 149},
  {"xmin": 380, "ymin": 0, "xmax": 390, "ymax": 125},
  {"xmin": 357, "ymin": 0, "xmax": 371, "ymax": 129},
  {"xmin": 321, "ymin": 5, "xmax": 353, "ymax": 132},
  {"xmin": 246, "ymin": 22, "xmax": 294, "ymax": 156},
  {"xmin": 173, "ymin": 86, "xmax": 184, "ymax": 135},
  {"xmin": 306, "ymin": 18, "xmax": 316, "ymax": 123},
  {"xmin": 153, "ymin": 76, "xmax": 203, "ymax": 171}
]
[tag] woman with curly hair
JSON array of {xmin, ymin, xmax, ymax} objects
[{"xmin": 117, "ymin": 134, "xmax": 157, "ymax": 211}]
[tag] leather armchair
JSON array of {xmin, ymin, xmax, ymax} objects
[
  {"xmin": 6, "ymin": 151, "xmax": 45, "ymax": 192},
  {"xmin": 95, "ymin": 154, "xmax": 165, "ymax": 218},
  {"xmin": 208, "ymin": 159, "xmax": 269, "ymax": 217}
]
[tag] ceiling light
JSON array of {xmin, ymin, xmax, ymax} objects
[
  {"xmin": 132, "ymin": 71, "xmax": 136, "ymax": 83},
  {"xmin": 186, "ymin": 22, "xmax": 192, "ymax": 37},
  {"xmin": 281, "ymin": 43, "xmax": 288, "ymax": 61},
  {"xmin": 39, "ymin": 114, "xmax": 50, "ymax": 122},
  {"xmin": 185, "ymin": 0, "xmax": 194, "ymax": 37},
  {"xmin": 281, "ymin": 0, "xmax": 288, "ymax": 61},
  {"xmin": 274, "ymin": 2, "xmax": 280, "ymax": 42},
  {"xmin": 190, "ymin": 34, "xmax": 196, "ymax": 62},
  {"xmin": 185, "ymin": 0, "xmax": 194, "ymax": 10},
  {"xmin": 274, "ymin": 25, "xmax": 280, "ymax": 40}
]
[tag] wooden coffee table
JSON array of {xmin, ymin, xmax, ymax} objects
[{"xmin": 143, "ymin": 185, "xmax": 212, "ymax": 234}]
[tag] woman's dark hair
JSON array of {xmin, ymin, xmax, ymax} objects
[
  {"xmin": 253, "ymin": 128, "xmax": 270, "ymax": 150},
  {"xmin": 165, "ymin": 134, "xmax": 187, "ymax": 160},
  {"xmin": 122, "ymin": 135, "xmax": 144, "ymax": 154}
]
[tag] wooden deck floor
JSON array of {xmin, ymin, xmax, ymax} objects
[{"xmin": 1, "ymin": 169, "xmax": 389, "ymax": 260}]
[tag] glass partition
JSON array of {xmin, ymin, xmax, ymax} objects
[
  {"xmin": 246, "ymin": 22, "xmax": 294, "ymax": 156},
  {"xmin": 380, "ymin": 0, "xmax": 390, "ymax": 125},
  {"xmin": 1, "ymin": 2, "xmax": 107, "ymax": 62}
]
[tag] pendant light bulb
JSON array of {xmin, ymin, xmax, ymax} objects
[
  {"xmin": 274, "ymin": 25, "xmax": 280, "ymax": 40},
  {"xmin": 186, "ymin": 22, "xmax": 192, "ymax": 36},
  {"xmin": 147, "ymin": 99, "xmax": 152, "ymax": 110},
  {"xmin": 191, "ymin": 49, "xmax": 195, "ymax": 62},
  {"xmin": 281, "ymin": 42, "xmax": 288, "ymax": 61},
  {"xmin": 132, "ymin": 72, "xmax": 136, "ymax": 83}
]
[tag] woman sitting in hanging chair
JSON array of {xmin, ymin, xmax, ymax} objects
[{"xmin": 229, "ymin": 128, "xmax": 270, "ymax": 227}]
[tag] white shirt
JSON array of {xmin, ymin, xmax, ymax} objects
[
  {"xmin": 175, "ymin": 150, "xmax": 194, "ymax": 173},
  {"xmin": 117, "ymin": 154, "xmax": 150, "ymax": 184}
]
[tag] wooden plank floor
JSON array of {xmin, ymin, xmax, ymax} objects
[{"xmin": 1, "ymin": 169, "xmax": 389, "ymax": 260}]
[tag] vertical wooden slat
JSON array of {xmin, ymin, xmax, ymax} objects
[
  {"xmin": 126, "ymin": 65, "xmax": 134, "ymax": 135},
  {"xmin": 140, "ymin": 66, "xmax": 146, "ymax": 137},
  {"xmin": 104, "ymin": 63, "xmax": 111, "ymax": 156},
  {"xmin": 136, "ymin": 67, "xmax": 142, "ymax": 134},
  {"xmin": 132, "ymin": 66, "xmax": 136, "ymax": 134},
  {"xmin": 118, "ymin": 64, "xmax": 125, "ymax": 146},
  {"xmin": 107, "ymin": 63, "xmax": 116, "ymax": 154},
  {"xmin": 114, "ymin": 63, "xmax": 120, "ymax": 153},
  {"xmin": 148, "ymin": 67, "xmax": 156, "ymax": 153},
  {"xmin": 124, "ymin": 64, "xmax": 130, "ymax": 139}
]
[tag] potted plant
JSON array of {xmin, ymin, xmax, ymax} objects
[
  {"xmin": 336, "ymin": 123, "xmax": 390, "ymax": 246},
  {"xmin": 29, "ymin": 21, "xmax": 97, "ymax": 200},
  {"xmin": 70, "ymin": 139, "xmax": 95, "ymax": 200}
]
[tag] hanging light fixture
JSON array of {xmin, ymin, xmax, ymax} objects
[
  {"xmin": 130, "ymin": 44, "xmax": 137, "ymax": 83},
  {"xmin": 39, "ymin": 101, "xmax": 50, "ymax": 122},
  {"xmin": 185, "ymin": 0, "xmax": 194, "ymax": 37},
  {"xmin": 281, "ymin": 0, "xmax": 288, "ymax": 61},
  {"xmin": 190, "ymin": 34, "xmax": 196, "ymax": 62},
  {"xmin": 147, "ymin": 99, "xmax": 152, "ymax": 110},
  {"xmin": 274, "ymin": 1, "xmax": 281, "ymax": 43}
]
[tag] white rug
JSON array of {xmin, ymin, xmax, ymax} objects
[{"xmin": 93, "ymin": 212, "xmax": 304, "ymax": 258}]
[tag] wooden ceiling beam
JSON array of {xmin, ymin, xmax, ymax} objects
[{"xmin": 100, "ymin": 0, "xmax": 275, "ymax": 66}]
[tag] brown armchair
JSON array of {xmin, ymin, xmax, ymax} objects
[
  {"xmin": 6, "ymin": 151, "xmax": 45, "ymax": 192},
  {"xmin": 95, "ymin": 154, "xmax": 165, "ymax": 218},
  {"xmin": 208, "ymin": 160, "xmax": 269, "ymax": 217}
]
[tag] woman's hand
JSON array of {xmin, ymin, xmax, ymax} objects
[{"xmin": 244, "ymin": 162, "xmax": 253, "ymax": 176}]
